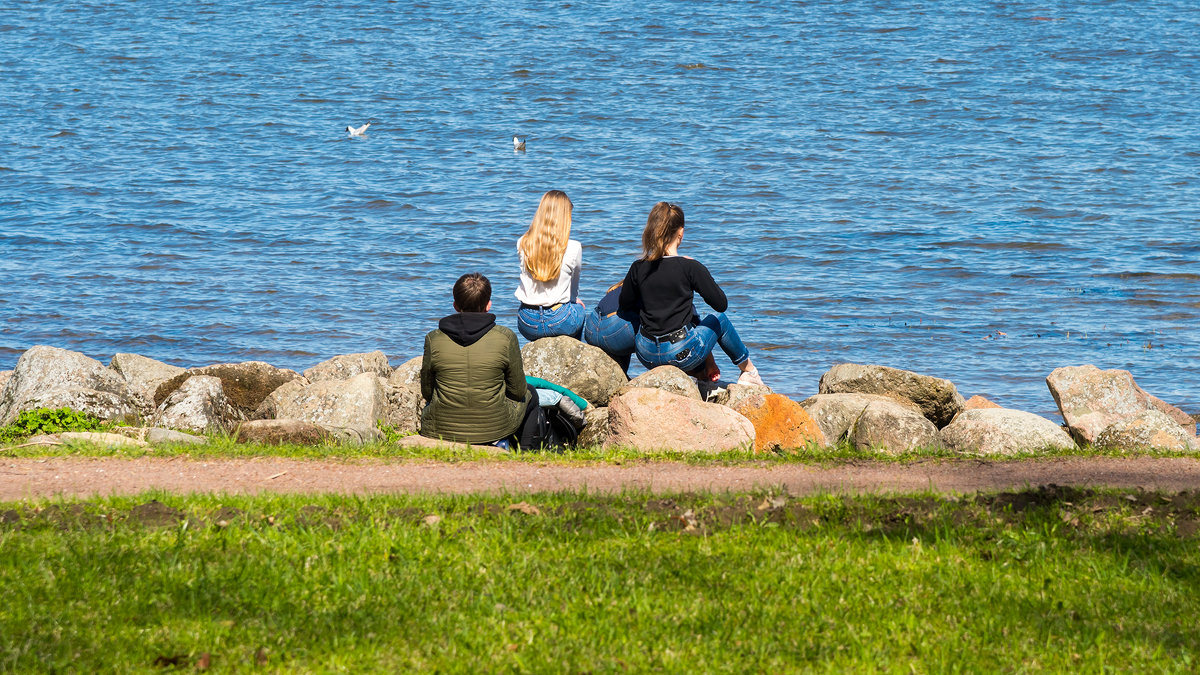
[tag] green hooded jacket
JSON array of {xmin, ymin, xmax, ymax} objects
[{"xmin": 419, "ymin": 312, "xmax": 528, "ymax": 444}]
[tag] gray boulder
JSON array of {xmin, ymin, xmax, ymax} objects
[
  {"xmin": 818, "ymin": 363, "xmax": 965, "ymax": 428},
  {"xmin": 254, "ymin": 377, "xmax": 311, "ymax": 419},
  {"xmin": 383, "ymin": 381, "xmax": 424, "ymax": 435},
  {"xmin": 154, "ymin": 361, "xmax": 302, "ymax": 414},
  {"xmin": 618, "ymin": 366, "xmax": 701, "ymax": 400},
  {"xmin": 109, "ymin": 353, "xmax": 186, "ymax": 414},
  {"xmin": 0, "ymin": 371, "xmax": 12, "ymax": 395},
  {"xmin": 273, "ymin": 372, "xmax": 387, "ymax": 430},
  {"xmin": 236, "ymin": 419, "xmax": 331, "ymax": 446},
  {"xmin": 322, "ymin": 424, "xmax": 385, "ymax": 445},
  {"xmin": 940, "ymin": 408, "xmax": 1076, "ymax": 455},
  {"xmin": 303, "ymin": 350, "xmax": 392, "ymax": 383},
  {"xmin": 388, "ymin": 356, "xmax": 423, "ymax": 389},
  {"xmin": 798, "ymin": 393, "xmax": 922, "ymax": 446},
  {"xmin": 1095, "ymin": 409, "xmax": 1196, "ymax": 452},
  {"xmin": 577, "ymin": 405, "xmax": 609, "ymax": 448},
  {"xmin": 723, "ymin": 383, "xmax": 773, "ymax": 412},
  {"xmin": 848, "ymin": 398, "xmax": 940, "ymax": 453},
  {"xmin": 0, "ymin": 346, "xmax": 137, "ymax": 424},
  {"xmin": 606, "ymin": 387, "xmax": 754, "ymax": 452},
  {"xmin": 154, "ymin": 375, "xmax": 241, "ymax": 433},
  {"xmin": 521, "ymin": 337, "xmax": 628, "ymax": 406}
]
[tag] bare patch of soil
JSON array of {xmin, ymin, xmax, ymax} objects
[{"xmin": 1, "ymin": 456, "xmax": 1199, "ymax": 503}]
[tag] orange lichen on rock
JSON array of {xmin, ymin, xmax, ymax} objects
[{"xmin": 733, "ymin": 393, "xmax": 826, "ymax": 452}]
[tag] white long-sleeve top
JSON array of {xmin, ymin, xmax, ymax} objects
[{"xmin": 514, "ymin": 239, "xmax": 582, "ymax": 306}]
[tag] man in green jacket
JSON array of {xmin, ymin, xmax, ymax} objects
[{"xmin": 420, "ymin": 272, "xmax": 539, "ymax": 446}]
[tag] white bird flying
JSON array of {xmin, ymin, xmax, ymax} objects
[
  {"xmin": 347, "ymin": 123, "xmax": 370, "ymax": 136},
  {"xmin": 513, "ymin": 135, "xmax": 526, "ymax": 151}
]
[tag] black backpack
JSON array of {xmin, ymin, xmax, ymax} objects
[{"xmin": 541, "ymin": 403, "xmax": 580, "ymax": 451}]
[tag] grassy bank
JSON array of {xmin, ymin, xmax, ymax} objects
[{"xmin": 2, "ymin": 487, "xmax": 1198, "ymax": 672}]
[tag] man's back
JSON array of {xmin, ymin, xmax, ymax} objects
[{"xmin": 420, "ymin": 312, "xmax": 527, "ymax": 444}]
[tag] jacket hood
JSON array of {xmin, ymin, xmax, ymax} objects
[{"xmin": 438, "ymin": 312, "xmax": 497, "ymax": 347}]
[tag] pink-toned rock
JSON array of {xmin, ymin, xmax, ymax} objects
[
  {"xmin": 1137, "ymin": 387, "xmax": 1196, "ymax": 436},
  {"xmin": 1047, "ymin": 365, "xmax": 1194, "ymax": 445},
  {"xmin": 606, "ymin": 387, "xmax": 754, "ymax": 453},
  {"xmin": 732, "ymin": 394, "xmax": 825, "ymax": 452},
  {"xmin": 618, "ymin": 366, "xmax": 701, "ymax": 400},
  {"xmin": 1095, "ymin": 409, "xmax": 1196, "ymax": 452},
  {"xmin": 236, "ymin": 419, "xmax": 330, "ymax": 446},
  {"xmin": 964, "ymin": 395, "xmax": 1002, "ymax": 411}
]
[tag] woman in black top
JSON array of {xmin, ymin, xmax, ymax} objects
[{"xmin": 618, "ymin": 202, "xmax": 763, "ymax": 385}]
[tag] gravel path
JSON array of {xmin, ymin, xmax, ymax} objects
[{"xmin": 3, "ymin": 456, "xmax": 1200, "ymax": 501}]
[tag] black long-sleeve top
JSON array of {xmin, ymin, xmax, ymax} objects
[{"xmin": 618, "ymin": 256, "xmax": 728, "ymax": 337}]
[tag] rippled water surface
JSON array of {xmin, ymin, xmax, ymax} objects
[{"xmin": 2, "ymin": 1, "xmax": 1197, "ymax": 415}]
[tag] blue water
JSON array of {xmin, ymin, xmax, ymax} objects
[{"xmin": 2, "ymin": 1, "xmax": 1198, "ymax": 417}]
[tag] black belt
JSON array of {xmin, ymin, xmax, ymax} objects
[
  {"xmin": 521, "ymin": 302, "xmax": 563, "ymax": 311},
  {"xmin": 640, "ymin": 326, "xmax": 689, "ymax": 343}
]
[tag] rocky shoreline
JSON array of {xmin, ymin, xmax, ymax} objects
[{"xmin": 0, "ymin": 339, "xmax": 1195, "ymax": 454}]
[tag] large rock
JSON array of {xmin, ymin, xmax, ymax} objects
[
  {"xmin": 303, "ymin": 351, "xmax": 391, "ymax": 383},
  {"xmin": 59, "ymin": 431, "xmax": 149, "ymax": 450},
  {"xmin": 798, "ymin": 393, "xmax": 922, "ymax": 446},
  {"xmin": 618, "ymin": 366, "xmax": 701, "ymax": 400},
  {"xmin": 1138, "ymin": 388, "xmax": 1196, "ymax": 435},
  {"xmin": 577, "ymin": 405, "xmax": 609, "ymax": 448},
  {"xmin": 383, "ymin": 382, "xmax": 424, "ymax": 435},
  {"xmin": 272, "ymin": 372, "xmax": 387, "ymax": 430},
  {"xmin": 1095, "ymin": 409, "xmax": 1196, "ymax": 452},
  {"xmin": 154, "ymin": 361, "xmax": 302, "ymax": 414},
  {"xmin": 0, "ymin": 371, "xmax": 12, "ymax": 394},
  {"xmin": 154, "ymin": 375, "xmax": 240, "ymax": 433},
  {"xmin": 940, "ymin": 408, "xmax": 1075, "ymax": 455},
  {"xmin": 109, "ymin": 353, "xmax": 186, "ymax": 413},
  {"xmin": 0, "ymin": 346, "xmax": 137, "ymax": 424},
  {"xmin": 1046, "ymin": 365, "xmax": 1194, "ymax": 445},
  {"xmin": 606, "ymin": 387, "xmax": 754, "ymax": 452},
  {"xmin": 521, "ymin": 337, "xmax": 627, "ymax": 406},
  {"xmin": 388, "ymin": 356, "xmax": 423, "ymax": 389},
  {"xmin": 723, "ymin": 383, "xmax": 773, "ymax": 412},
  {"xmin": 254, "ymin": 377, "xmax": 311, "ymax": 419},
  {"xmin": 818, "ymin": 363, "xmax": 965, "ymax": 428},
  {"xmin": 848, "ymin": 398, "xmax": 940, "ymax": 452},
  {"xmin": 236, "ymin": 419, "xmax": 331, "ymax": 446},
  {"xmin": 732, "ymin": 393, "xmax": 825, "ymax": 452}
]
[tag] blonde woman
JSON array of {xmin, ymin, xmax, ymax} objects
[
  {"xmin": 515, "ymin": 190, "xmax": 585, "ymax": 341},
  {"xmin": 618, "ymin": 202, "xmax": 763, "ymax": 385}
]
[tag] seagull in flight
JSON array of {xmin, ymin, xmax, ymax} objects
[
  {"xmin": 347, "ymin": 123, "xmax": 370, "ymax": 136},
  {"xmin": 513, "ymin": 135, "xmax": 526, "ymax": 151}
]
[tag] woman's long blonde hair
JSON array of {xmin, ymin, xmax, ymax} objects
[{"xmin": 518, "ymin": 190, "xmax": 573, "ymax": 282}]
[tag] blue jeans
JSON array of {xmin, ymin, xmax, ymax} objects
[
  {"xmin": 634, "ymin": 313, "xmax": 750, "ymax": 373},
  {"xmin": 517, "ymin": 302, "xmax": 585, "ymax": 341},
  {"xmin": 583, "ymin": 310, "xmax": 640, "ymax": 373}
]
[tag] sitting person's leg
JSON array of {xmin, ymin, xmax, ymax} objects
[
  {"xmin": 697, "ymin": 312, "xmax": 763, "ymax": 385},
  {"xmin": 583, "ymin": 311, "xmax": 638, "ymax": 373}
]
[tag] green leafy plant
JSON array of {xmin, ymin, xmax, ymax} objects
[{"xmin": 0, "ymin": 407, "xmax": 106, "ymax": 442}]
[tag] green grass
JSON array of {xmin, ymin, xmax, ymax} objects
[
  {"xmin": 2, "ymin": 432, "xmax": 1195, "ymax": 465},
  {"xmin": 2, "ymin": 487, "xmax": 1199, "ymax": 672}
]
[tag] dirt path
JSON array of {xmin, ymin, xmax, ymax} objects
[{"xmin": 3, "ymin": 456, "xmax": 1200, "ymax": 501}]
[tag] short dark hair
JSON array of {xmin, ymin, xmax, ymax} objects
[{"xmin": 453, "ymin": 272, "xmax": 491, "ymax": 312}]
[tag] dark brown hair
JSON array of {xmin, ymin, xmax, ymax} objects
[
  {"xmin": 641, "ymin": 202, "xmax": 685, "ymax": 261},
  {"xmin": 453, "ymin": 272, "xmax": 492, "ymax": 312}
]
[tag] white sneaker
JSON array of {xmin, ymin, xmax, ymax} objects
[{"xmin": 737, "ymin": 366, "xmax": 764, "ymax": 387}]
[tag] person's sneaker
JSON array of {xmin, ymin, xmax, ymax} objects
[{"xmin": 737, "ymin": 366, "xmax": 765, "ymax": 387}]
